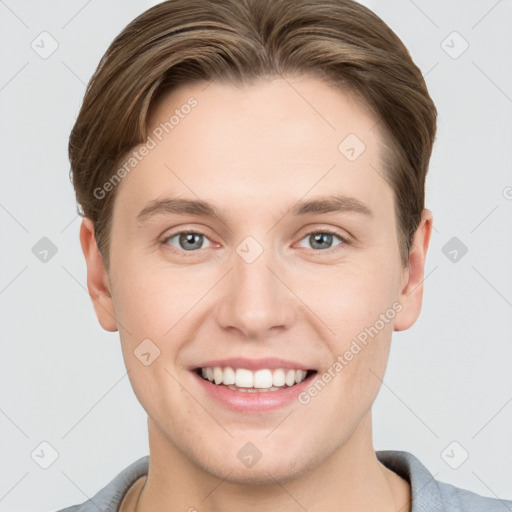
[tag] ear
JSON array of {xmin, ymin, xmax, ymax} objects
[
  {"xmin": 79, "ymin": 217, "xmax": 118, "ymax": 332},
  {"xmin": 394, "ymin": 209, "xmax": 433, "ymax": 331}
]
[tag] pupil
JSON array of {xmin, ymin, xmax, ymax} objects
[
  {"xmin": 312, "ymin": 233, "xmax": 332, "ymax": 250},
  {"xmin": 180, "ymin": 233, "xmax": 202, "ymax": 250}
]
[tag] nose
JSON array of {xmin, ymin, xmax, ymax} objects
[{"xmin": 214, "ymin": 246, "xmax": 298, "ymax": 339}]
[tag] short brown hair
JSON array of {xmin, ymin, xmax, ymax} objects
[{"xmin": 69, "ymin": 0, "xmax": 437, "ymax": 271}]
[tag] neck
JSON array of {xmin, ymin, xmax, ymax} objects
[{"xmin": 134, "ymin": 413, "xmax": 410, "ymax": 512}]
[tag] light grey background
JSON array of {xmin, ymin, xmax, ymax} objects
[{"xmin": 1, "ymin": 1, "xmax": 511, "ymax": 510}]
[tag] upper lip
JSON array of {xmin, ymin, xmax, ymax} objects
[{"xmin": 191, "ymin": 357, "xmax": 313, "ymax": 371}]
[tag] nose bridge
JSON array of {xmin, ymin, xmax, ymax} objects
[{"xmin": 215, "ymin": 239, "xmax": 296, "ymax": 337}]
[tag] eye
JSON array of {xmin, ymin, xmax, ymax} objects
[
  {"xmin": 296, "ymin": 230, "xmax": 346, "ymax": 251},
  {"xmin": 161, "ymin": 228, "xmax": 347, "ymax": 254},
  {"xmin": 163, "ymin": 231, "xmax": 213, "ymax": 252}
]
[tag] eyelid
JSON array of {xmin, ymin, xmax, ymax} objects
[
  {"xmin": 162, "ymin": 228, "xmax": 210, "ymax": 240},
  {"xmin": 294, "ymin": 228, "xmax": 349, "ymax": 251},
  {"xmin": 294, "ymin": 222, "xmax": 352, "ymax": 241}
]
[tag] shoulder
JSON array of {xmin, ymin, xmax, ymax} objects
[
  {"xmin": 52, "ymin": 456, "xmax": 149, "ymax": 512},
  {"xmin": 376, "ymin": 449, "xmax": 512, "ymax": 512},
  {"xmin": 437, "ymin": 480, "xmax": 512, "ymax": 512}
]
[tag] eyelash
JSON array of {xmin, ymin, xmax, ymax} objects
[{"xmin": 160, "ymin": 228, "xmax": 349, "ymax": 256}]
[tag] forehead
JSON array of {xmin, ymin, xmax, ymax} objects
[
  {"xmin": 114, "ymin": 76, "xmax": 393, "ymax": 222},
  {"xmin": 148, "ymin": 76, "xmax": 380, "ymax": 165}
]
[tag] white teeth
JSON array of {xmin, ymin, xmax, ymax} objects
[
  {"xmin": 223, "ymin": 366, "xmax": 235, "ymax": 385},
  {"xmin": 295, "ymin": 370, "xmax": 307, "ymax": 384},
  {"xmin": 235, "ymin": 368, "xmax": 254, "ymax": 388},
  {"xmin": 285, "ymin": 369, "xmax": 296, "ymax": 387},
  {"xmin": 199, "ymin": 366, "xmax": 310, "ymax": 390},
  {"xmin": 254, "ymin": 369, "xmax": 273, "ymax": 389},
  {"xmin": 213, "ymin": 367, "xmax": 223, "ymax": 385},
  {"xmin": 272, "ymin": 368, "xmax": 286, "ymax": 387}
]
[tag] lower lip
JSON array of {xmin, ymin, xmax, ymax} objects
[{"xmin": 192, "ymin": 371, "xmax": 316, "ymax": 413}]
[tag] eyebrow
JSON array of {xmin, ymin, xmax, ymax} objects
[{"xmin": 136, "ymin": 194, "xmax": 373, "ymax": 224}]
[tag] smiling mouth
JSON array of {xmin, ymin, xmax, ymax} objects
[{"xmin": 195, "ymin": 366, "xmax": 317, "ymax": 392}]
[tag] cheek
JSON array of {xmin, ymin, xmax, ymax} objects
[
  {"xmin": 112, "ymin": 259, "xmax": 209, "ymax": 340},
  {"xmin": 298, "ymin": 314, "xmax": 394, "ymax": 435},
  {"xmin": 298, "ymin": 258, "xmax": 401, "ymax": 343},
  {"xmin": 301, "ymin": 258, "xmax": 400, "ymax": 400},
  {"xmin": 112, "ymin": 266, "xmax": 198, "ymax": 421},
  {"xmin": 111, "ymin": 261, "xmax": 219, "ymax": 400}
]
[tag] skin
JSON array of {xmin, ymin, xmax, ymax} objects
[{"xmin": 80, "ymin": 75, "xmax": 432, "ymax": 512}]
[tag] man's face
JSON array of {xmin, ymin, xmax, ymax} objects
[{"xmin": 103, "ymin": 76, "xmax": 410, "ymax": 482}]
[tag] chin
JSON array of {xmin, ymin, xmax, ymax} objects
[
  {"xmin": 201, "ymin": 456, "xmax": 313, "ymax": 486},
  {"xmin": 183, "ymin": 436, "xmax": 325, "ymax": 486}
]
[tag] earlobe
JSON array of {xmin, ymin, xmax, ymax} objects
[
  {"xmin": 394, "ymin": 209, "xmax": 433, "ymax": 332},
  {"xmin": 79, "ymin": 217, "xmax": 118, "ymax": 332}
]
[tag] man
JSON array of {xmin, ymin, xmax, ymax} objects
[{"xmin": 58, "ymin": 0, "xmax": 512, "ymax": 510}]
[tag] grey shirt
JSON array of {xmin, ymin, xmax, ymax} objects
[{"xmin": 55, "ymin": 450, "xmax": 511, "ymax": 512}]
